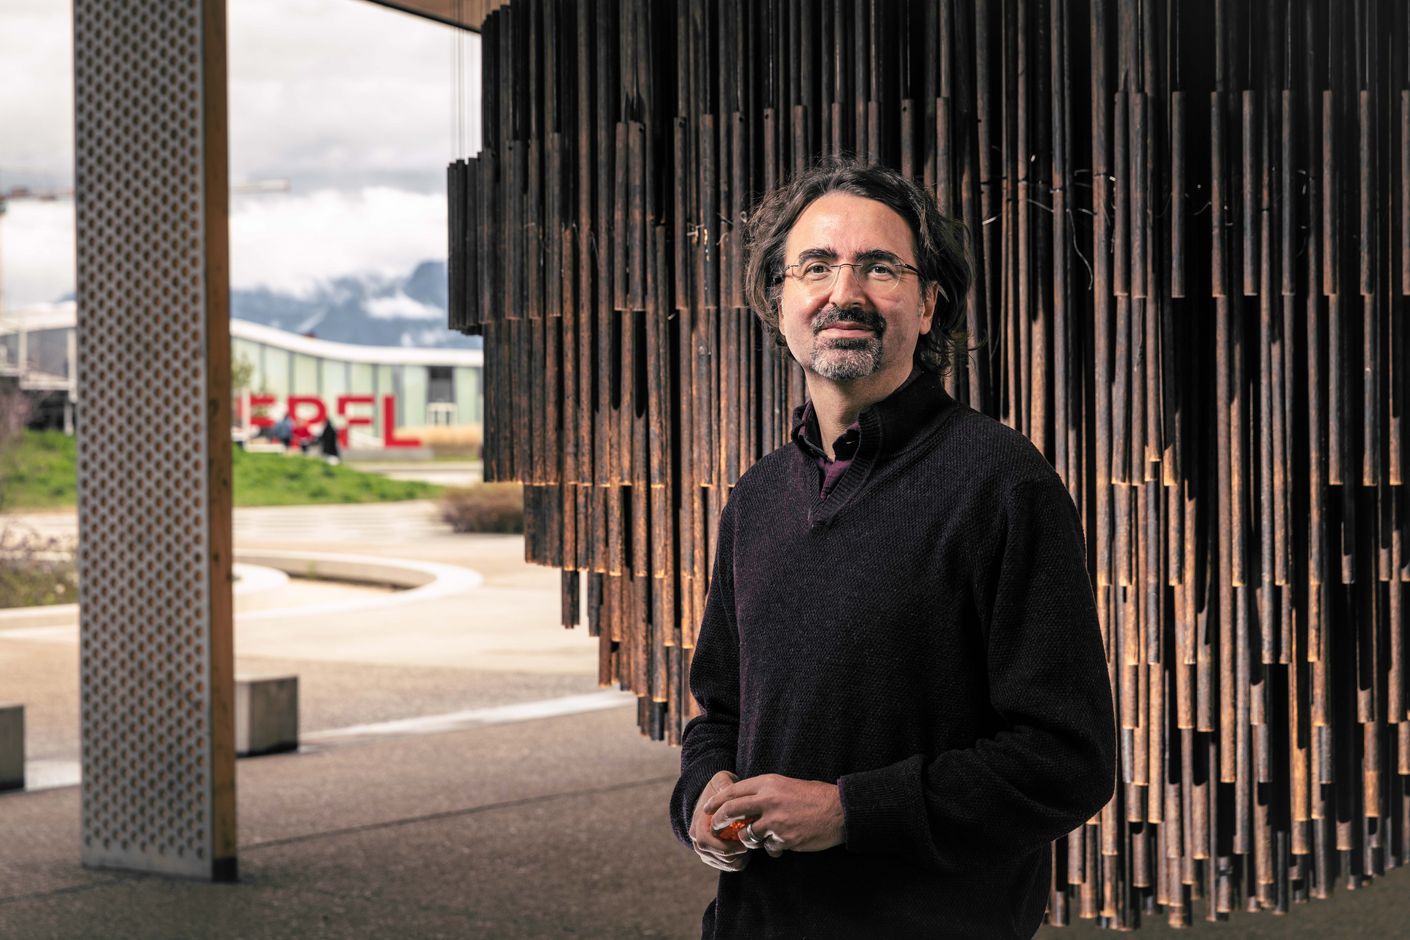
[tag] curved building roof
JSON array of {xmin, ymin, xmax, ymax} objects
[{"xmin": 2, "ymin": 303, "xmax": 482, "ymax": 368}]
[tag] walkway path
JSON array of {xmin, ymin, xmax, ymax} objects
[
  {"xmin": 0, "ymin": 502, "xmax": 601, "ymax": 766},
  {"xmin": 4, "ymin": 499, "xmax": 450, "ymax": 544}
]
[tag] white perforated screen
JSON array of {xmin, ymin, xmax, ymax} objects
[{"xmin": 73, "ymin": 0, "xmax": 235, "ymax": 879}]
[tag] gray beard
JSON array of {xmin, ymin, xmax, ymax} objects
[{"xmin": 809, "ymin": 335, "xmax": 884, "ymax": 381}]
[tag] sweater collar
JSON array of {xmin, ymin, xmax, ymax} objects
[{"xmin": 791, "ymin": 368, "xmax": 956, "ymax": 462}]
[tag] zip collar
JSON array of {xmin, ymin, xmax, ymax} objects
[{"xmin": 791, "ymin": 371, "xmax": 960, "ymax": 527}]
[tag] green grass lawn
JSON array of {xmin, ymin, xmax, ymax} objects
[
  {"xmin": 0, "ymin": 430, "xmax": 76, "ymax": 510},
  {"xmin": 0, "ymin": 430, "xmax": 440, "ymax": 510}
]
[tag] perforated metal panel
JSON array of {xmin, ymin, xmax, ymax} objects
[{"xmin": 73, "ymin": 0, "xmax": 236, "ymax": 879}]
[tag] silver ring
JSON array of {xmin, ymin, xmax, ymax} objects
[{"xmin": 741, "ymin": 822, "xmax": 763, "ymax": 848}]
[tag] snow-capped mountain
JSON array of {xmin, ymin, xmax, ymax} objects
[{"xmin": 231, "ymin": 260, "xmax": 481, "ymax": 349}]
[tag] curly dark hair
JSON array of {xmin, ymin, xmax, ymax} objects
[{"xmin": 742, "ymin": 156, "xmax": 974, "ymax": 375}]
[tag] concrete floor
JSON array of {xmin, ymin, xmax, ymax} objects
[
  {"xmin": 1, "ymin": 503, "xmax": 1407, "ymax": 938},
  {"xmin": 1, "ymin": 708, "xmax": 712, "ymax": 939}
]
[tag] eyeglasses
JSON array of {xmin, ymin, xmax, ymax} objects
[{"xmin": 781, "ymin": 257, "xmax": 922, "ymax": 295}]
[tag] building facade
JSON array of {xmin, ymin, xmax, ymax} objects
[{"xmin": 1, "ymin": 304, "xmax": 483, "ymax": 449}]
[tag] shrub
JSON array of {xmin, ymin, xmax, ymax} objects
[
  {"xmin": 0, "ymin": 525, "xmax": 79, "ymax": 608},
  {"xmin": 407, "ymin": 424, "xmax": 483, "ymax": 459},
  {"xmin": 439, "ymin": 482, "xmax": 524, "ymax": 534}
]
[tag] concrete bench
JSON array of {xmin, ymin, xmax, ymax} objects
[
  {"xmin": 235, "ymin": 676, "xmax": 299, "ymax": 757},
  {"xmin": 0, "ymin": 704, "xmax": 23, "ymax": 791}
]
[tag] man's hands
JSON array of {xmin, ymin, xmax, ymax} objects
[
  {"xmin": 689, "ymin": 771, "xmax": 752, "ymax": 871},
  {"xmin": 697, "ymin": 773, "xmax": 847, "ymax": 860}
]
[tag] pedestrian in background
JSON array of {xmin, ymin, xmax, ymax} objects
[
  {"xmin": 271, "ymin": 412, "xmax": 295, "ymax": 449},
  {"xmin": 318, "ymin": 419, "xmax": 341, "ymax": 464}
]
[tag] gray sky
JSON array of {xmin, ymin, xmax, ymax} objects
[{"xmin": 0, "ymin": 0, "xmax": 481, "ymax": 306}]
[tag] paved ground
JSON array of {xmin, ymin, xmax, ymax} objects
[
  {"xmin": 1, "ymin": 503, "xmax": 1407, "ymax": 938},
  {"xmin": 345, "ymin": 460, "xmax": 484, "ymax": 487},
  {"xmin": 2, "ymin": 503, "xmax": 605, "ymax": 769}
]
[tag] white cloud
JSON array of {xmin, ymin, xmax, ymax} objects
[
  {"xmin": 2, "ymin": 200, "xmax": 75, "ymax": 308},
  {"xmin": 366, "ymin": 292, "xmax": 444, "ymax": 320},
  {"xmin": 227, "ymin": 0, "xmax": 481, "ymax": 188},
  {"xmin": 231, "ymin": 187, "xmax": 446, "ymax": 295},
  {"xmin": 0, "ymin": 0, "xmax": 481, "ymax": 192},
  {"xmin": 0, "ymin": 0, "xmax": 479, "ymax": 310},
  {"xmin": 3, "ymin": 187, "xmax": 447, "ymax": 306},
  {"xmin": 0, "ymin": 0, "xmax": 74, "ymax": 189},
  {"xmin": 401, "ymin": 325, "xmax": 453, "ymax": 347}
]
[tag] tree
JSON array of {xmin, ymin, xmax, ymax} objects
[
  {"xmin": 0, "ymin": 387, "xmax": 32, "ymax": 512},
  {"xmin": 231, "ymin": 352, "xmax": 255, "ymax": 393}
]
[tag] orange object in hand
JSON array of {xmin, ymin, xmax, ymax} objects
[{"xmin": 708, "ymin": 814, "xmax": 759, "ymax": 842}]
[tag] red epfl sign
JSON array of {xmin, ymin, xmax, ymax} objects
[{"xmin": 242, "ymin": 394, "xmax": 422, "ymax": 448}]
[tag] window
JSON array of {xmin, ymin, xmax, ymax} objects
[{"xmin": 428, "ymin": 365, "xmax": 454, "ymax": 403}]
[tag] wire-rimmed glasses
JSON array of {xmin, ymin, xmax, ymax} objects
[{"xmin": 781, "ymin": 255, "xmax": 922, "ymax": 296}]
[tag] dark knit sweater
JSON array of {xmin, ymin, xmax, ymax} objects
[{"xmin": 668, "ymin": 371, "xmax": 1117, "ymax": 940}]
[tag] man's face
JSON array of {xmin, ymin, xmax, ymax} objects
[{"xmin": 777, "ymin": 192, "xmax": 936, "ymax": 386}]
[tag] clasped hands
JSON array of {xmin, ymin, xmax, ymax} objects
[{"xmin": 688, "ymin": 770, "xmax": 847, "ymax": 872}]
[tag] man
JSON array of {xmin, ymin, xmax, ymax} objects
[{"xmin": 667, "ymin": 158, "xmax": 1116, "ymax": 939}]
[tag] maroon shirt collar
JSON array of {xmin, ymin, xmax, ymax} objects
[{"xmin": 791, "ymin": 368, "xmax": 927, "ymax": 499}]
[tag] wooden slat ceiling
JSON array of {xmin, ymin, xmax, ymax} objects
[{"xmin": 363, "ymin": 0, "xmax": 502, "ymax": 32}]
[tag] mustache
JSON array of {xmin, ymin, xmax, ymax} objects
[{"xmin": 812, "ymin": 306, "xmax": 886, "ymax": 334}]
